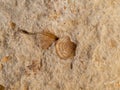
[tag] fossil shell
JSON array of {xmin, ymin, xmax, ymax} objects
[
  {"xmin": 40, "ymin": 32, "xmax": 58, "ymax": 49},
  {"xmin": 56, "ymin": 36, "xmax": 76, "ymax": 59}
]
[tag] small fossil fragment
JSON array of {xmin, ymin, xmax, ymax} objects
[
  {"xmin": 56, "ymin": 36, "xmax": 76, "ymax": 59},
  {"xmin": 40, "ymin": 32, "xmax": 58, "ymax": 49},
  {"xmin": 9, "ymin": 21, "xmax": 16, "ymax": 29},
  {"xmin": 27, "ymin": 60, "xmax": 41, "ymax": 72},
  {"xmin": 17, "ymin": 28, "xmax": 35, "ymax": 35},
  {"xmin": 0, "ymin": 85, "xmax": 5, "ymax": 90},
  {"xmin": 23, "ymin": 85, "xmax": 28, "ymax": 90},
  {"xmin": 1, "ymin": 56, "xmax": 10, "ymax": 63},
  {"xmin": 26, "ymin": 60, "xmax": 42, "ymax": 75},
  {"xmin": 0, "ymin": 63, "xmax": 3, "ymax": 71}
]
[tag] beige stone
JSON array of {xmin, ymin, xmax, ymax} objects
[{"xmin": 0, "ymin": 0, "xmax": 120, "ymax": 90}]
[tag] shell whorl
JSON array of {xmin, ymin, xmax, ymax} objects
[{"xmin": 56, "ymin": 36, "xmax": 76, "ymax": 59}]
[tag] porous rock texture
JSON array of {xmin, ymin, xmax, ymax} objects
[{"xmin": 0, "ymin": 0, "xmax": 120, "ymax": 90}]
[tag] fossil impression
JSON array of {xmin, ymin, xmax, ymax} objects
[
  {"xmin": 55, "ymin": 36, "xmax": 76, "ymax": 59},
  {"xmin": 40, "ymin": 32, "xmax": 58, "ymax": 49}
]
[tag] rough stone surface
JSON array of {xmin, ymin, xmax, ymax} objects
[{"xmin": 0, "ymin": 0, "xmax": 120, "ymax": 90}]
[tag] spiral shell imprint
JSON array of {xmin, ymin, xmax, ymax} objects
[
  {"xmin": 56, "ymin": 36, "xmax": 76, "ymax": 59},
  {"xmin": 40, "ymin": 32, "xmax": 58, "ymax": 49}
]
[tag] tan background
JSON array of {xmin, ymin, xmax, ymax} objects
[{"xmin": 0, "ymin": 0, "xmax": 120, "ymax": 90}]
